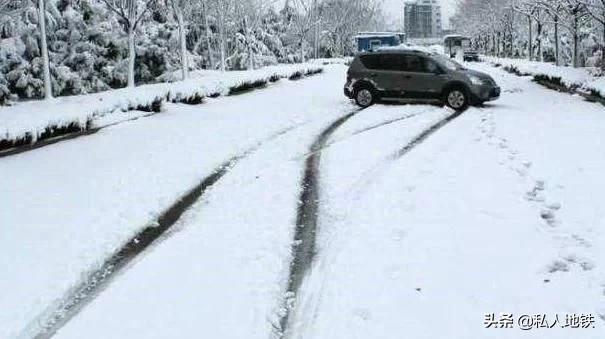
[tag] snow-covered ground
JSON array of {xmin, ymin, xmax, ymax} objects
[
  {"xmin": 483, "ymin": 56, "xmax": 605, "ymax": 97},
  {"xmin": 0, "ymin": 63, "xmax": 322, "ymax": 145},
  {"xmin": 0, "ymin": 65, "xmax": 338, "ymax": 339},
  {"xmin": 2, "ymin": 60, "xmax": 604, "ymax": 339},
  {"xmin": 288, "ymin": 62, "xmax": 605, "ymax": 339}
]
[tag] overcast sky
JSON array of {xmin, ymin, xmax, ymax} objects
[{"xmin": 383, "ymin": 0, "xmax": 458, "ymax": 29}]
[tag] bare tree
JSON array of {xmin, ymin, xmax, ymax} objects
[
  {"xmin": 201, "ymin": 1, "xmax": 214, "ymax": 69},
  {"xmin": 100, "ymin": 0, "xmax": 155, "ymax": 87},
  {"xmin": 288, "ymin": 0, "xmax": 321, "ymax": 62},
  {"xmin": 37, "ymin": 0, "xmax": 52, "ymax": 98},
  {"xmin": 580, "ymin": 0, "xmax": 605, "ymax": 69},
  {"xmin": 209, "ymin": 0, "xmax": 235, "ymax": 71},
  {"xmin": 169, "ymin": 0, "xmax": 199, "ymax": 80},
  {"xmin": 514, "ymin": 0, "xmax": 547, "ymax": 61},
  {"xmin": 538, "ymin": 0, "xmax": 589, "ymax": 67}
]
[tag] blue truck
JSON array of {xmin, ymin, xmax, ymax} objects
[{"xmin": 355, "ymin": 32, "xmax": 406, "ymax": 53}]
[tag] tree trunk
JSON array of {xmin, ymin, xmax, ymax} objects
[
  {"xmin": 177, "ymin": 12, "xmax": 189, "ymax": 80},
  {"xmin": 573, "ymin": 16, "xmax": 579, "ymax": 68},
  {"xmin": 492, "ymin": 34, "xmax": 496, "ymax": 56},
  {"xmin": 602, "ymin": 20, "xmax": 605, "ymax": 71},
  {"xmin": 537, "ymin": 22, "xmax": 543, "ymax": 62},
  {"xmin": 218, "ymin": 11, "xmax": 226, "ymax": 72},
  {"xmin": 244, "ymin": 17, "xmax": 254, "ymax": 70},
  {"xmin": 128, "ymin": 25, "xmax": 136, "ymax": 87},
  {"xmin": 554, "ymin": 16, "xmax": 559, "ymax": 66},
  {"xmin": 38, "ymin": 0, "xmax": 52, "ymax": 99},
  {"xmin": 528, "ymin": 15, "xmax": 532, "ymax": 60},
  {"xmin": 300, "ymin": 39, "xmax": 305, "ymax": 63},
  {"xmin": 203, "ymin": 5, "xmax": 214, "ymax": 70}
]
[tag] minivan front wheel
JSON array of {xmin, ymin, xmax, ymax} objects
[
  {"xmin": 355, "ymin": 87, "xmax": 376, "ymax": 108},
  {"xmin": 445, "ymin": 88, "xmax": 469, "ymax": 111}
]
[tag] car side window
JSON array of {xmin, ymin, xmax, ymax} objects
[
  {"xmin": 423, "ymin": 59, "xmax": 441, "ymax": 74},
  {"xmin": 379, "ymin": 54, "xmax": 404, "ymax": 71},
  {"xmin": 403, "ymin": 55, "xmax": 424, "ymax": 73},
  {"xmin": 359, "ymin": 55, "xmax": 381, "ymax": 70}
]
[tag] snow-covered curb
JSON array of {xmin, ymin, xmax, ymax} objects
[
  {"xmin": 483, "ymin": 56, "xmax": 605, "ymax": 102},
  {"xmin": 0, "ymin": 64, "xmax": 323, "ymax": 151}
]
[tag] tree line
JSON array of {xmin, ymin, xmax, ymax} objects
[
  {"xmin": 451, "ymin": 0, "xmax": 605, "ymax": 69},
  {"xmin": 0, "ymin": 0, "xmax": 385, "ymax": 103}
]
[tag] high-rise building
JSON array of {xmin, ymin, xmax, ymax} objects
[{"xmin": 404, "ymin": 0, "xmax": 442, "ymax": 39}]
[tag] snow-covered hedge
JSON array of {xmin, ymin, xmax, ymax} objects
[
  {"xmin": 484, "ymin": 56, "xmax": 605, "ymax": 100},
  {"xmin": 0, "ymin": 64, "xmax": 323, "ymax": 151}
]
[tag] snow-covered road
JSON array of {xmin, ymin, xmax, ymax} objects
[{"xmin": 2, "ymin": 61, "xmax": 604, "ymax": 339}]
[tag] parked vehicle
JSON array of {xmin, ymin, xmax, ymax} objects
[
  {"xmin": 444, "ymin": 35, "xmax": 480, "ymax": 62},
  {"xmin": 355, "ymin": 32, "xmax": 406, "ymax": 52},
  {"xmin": 344, "ymin": 49, "xmax": 500, "ymax": 110}
]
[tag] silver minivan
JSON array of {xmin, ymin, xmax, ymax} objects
[{"xmin": 344, "ymin": 49, "xmax": 500, "ymax": 110}]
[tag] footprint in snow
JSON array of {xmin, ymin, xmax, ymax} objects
[
  {"xmin": 563, "ymin": 255, "xmax": 596, "ymax": 271},
  {"xmin": 526, "ymin": 180, "xmax": 547, "ymax": 202},
  {"xmin": 352, "ymin": 308, "xmax": 372, "ymax": 321},
  {"xmin": 548, "ymin": 260, "xmax": 570, "ymax": 273},
  {"xmin": 540, "ymin": 209, "xmax": 557, "ymax": 226}
]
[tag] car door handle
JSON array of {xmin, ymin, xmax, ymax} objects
[
  {"xmin": 370, "ymin": 73, "xmax": 378, "ymax": 77},
  {"xmin": 403, "ymin": 75, "xmax": 412, "ymax": 79}
]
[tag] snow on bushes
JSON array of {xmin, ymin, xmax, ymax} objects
[
  {"xmin": 0, "ymin": 63, "xmax": 324, "ymax": 152},
  {"xmin": 484, "ymin": 56, "xmax": 605, "ymax": 100}
]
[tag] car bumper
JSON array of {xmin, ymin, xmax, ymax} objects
[{"xmin": 471, "ymin": 85, "xmax": 500, "ymax": 103}]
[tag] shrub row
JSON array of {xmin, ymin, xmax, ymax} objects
[
  {"xmin": 0, "ymin": 66, "xmax": 324, "ymax": 155},
  {"xmin": 491, "ymin": 62, "xmax": 605, "ymax": 107}
]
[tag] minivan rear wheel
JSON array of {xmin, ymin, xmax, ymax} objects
[
  {"xmin": 354, "ymin": 87, "xmax": 376, "ymax": 108},
  {"xmin": 445, "ymin": 88, "xmax": 469, "ymax": 111}
]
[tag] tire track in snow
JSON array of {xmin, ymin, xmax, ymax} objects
[
  {"xmin": 389, "ymin": 108, "xmax": 465, "ymax": 160},
  {"xmin": 277, "ymin": 106, "xmax": 464, "ymax": 338},
  {"xmin": 293, "ymin": 108, "xmax": 433, "ymax": 162},
  {"xmin": 278, "ymin": 111, "xmax": 359, "ymax": 338},
  {"xmin": 23, "ymin": 124, "xmax": 302, "ymax": 339}
]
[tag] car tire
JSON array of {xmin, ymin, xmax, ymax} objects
[
  {"xmin": 354, "ymin": 85, "xmax": 376, "ymax": 108},
  {"xmin": 444, "ymin": 87, "xmax": 469, "ymax": 111}
]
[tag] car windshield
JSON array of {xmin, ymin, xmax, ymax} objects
[{"xmin": 434, "ymin": 55, "xmax": 466, "ymax": 71}]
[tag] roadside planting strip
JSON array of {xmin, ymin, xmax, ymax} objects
[
  {"xmin": 278, "ymin": 110, "xmax": 360, "ymax": 337},
  {"xmin": 0, "ymin": 112, "xmax": 158, "ymax": 159},
  {"xmin": 0, "ymin": 70, "xmax": 324, "ymax": 159},
  {"xmin": 24, "ymin": 124, "xmax": 301, "ymax": 339}
]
